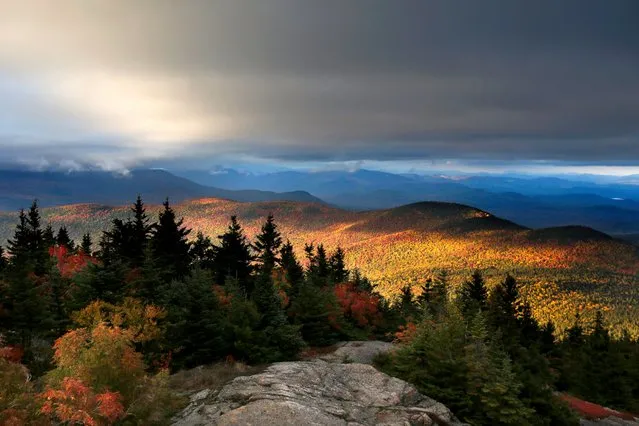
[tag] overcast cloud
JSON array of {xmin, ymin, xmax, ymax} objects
[{"xmin": 1, "ymin": 0, "xmax": 638, "ymax": 171}]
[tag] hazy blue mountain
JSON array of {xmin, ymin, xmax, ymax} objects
[
  {"xmin": 175, "ymin": 168, "xmax": 639, "ymax": 234},
  {"xmin": 0, "ymin": 169, "xmax": 323, "ymax": 210}
]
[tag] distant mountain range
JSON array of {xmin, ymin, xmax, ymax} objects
[
  {"xmin": 1, "ymin": 167, "xmax": 638, "ymax": 237},
  {"xmin": 0, "ymin": 169, "xmax": 322, "ymax": 211},
  {"xmin": 176, "ymin": 168, "xmax": 639, "ymax": 236}
]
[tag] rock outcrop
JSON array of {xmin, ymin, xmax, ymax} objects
[
  {"xmin": 173, "ymin": 342, "xmax": 464, "ymax": 426},
  {"xmin": 316, "ymin": 341, "xmax": 394, "ymax": 365}
]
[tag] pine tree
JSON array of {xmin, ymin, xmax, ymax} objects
[
  {"xmin": 163, "ymin": 269, "xmax": 229, "ymax": 369},
  {"xmin": 43, "ymin": 224, "xmax": 56, "ymax": 249},
  {"xmin": 190, "ymin": 231, "xmax": 215, "ymax": 270},
  {"xmin": 26, "ymin": 201, "xmax": 48, "ymax": 275},
  {"xmin": 56, "ymin": 226, "xmax": 74, "ymax": 251},
  {"xmin": 252, "ymin": 269, "xmax": 305, "ymax": 360},
  {"xmin": 80, "ymin": 233, "xmax": 93, "ymax": 255},
  {"xmin": 459, "ymin": 270, "xmax": 488, "ymax": 318},
  {"xmin": 304, "ymin": 243, "xmax": 329, "ymax": 284},
  {"xmin": 488, "ymin": 274, "xmax": 523, "ymax": 346},
  {"xmin": 7, "ymin": 209, "xmax": 29, "ymax": 264},
  {"xmin": 99, "ymin": 219, "xmax": 137, "ymax": 265},
  {"xmin": 253, "ymin": 214, "xmax": 282, "ymax": 273},
  {"xmin": 279, "ymin": 241, "xmax": 305, "ymax": 300},
  {"xmin": 288, "ymin": 277, "xmax": 342, "ymax": 346},
  {"xmin": 213, "ymin": 216, "xmax": 254, "ymax": 294},
  {"xmin": 315, "ymin": 244, "xmax": 329, "ymax": 279},
  {"xmin": 329, "ymin": 247, "xmax": 349, "ymax": 284},
  {"xmin": 150, "ymin": 199, "xmax": 192, "ymax": 282},
  {"xmin": 130, "ymin": 196, "xmax": 152, "ymax": 266}
]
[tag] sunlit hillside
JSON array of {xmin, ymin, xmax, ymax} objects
[{"xmin": 1, "ymin": 198, "xmax": 638, "ymax": 336}]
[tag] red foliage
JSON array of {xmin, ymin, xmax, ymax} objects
[
  {"xmin": 559, "ymin": 394, "xmax": 637, "ymax": 421},
  {"xmin": 40, "ymin": 377, "xmax": 125, "ymax": 426},
  {"xmin": 0, "ymin": 345, "xmax": 24, "ymax": 363},
  {"xmin": 49, "ymin": 245, "xmax": 97, "ymax": 278},
  {"xmin": 394, "ymin": 322, "xmax": 418, "ymax": 343},
  {"xmin": 334, "ymin": 283, "xmax": 382, "ymax": 328}
]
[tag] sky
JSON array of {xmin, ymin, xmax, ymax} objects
[{"xmin": 1, "ymin": 0, "xmax": 638, "ymax": 175}]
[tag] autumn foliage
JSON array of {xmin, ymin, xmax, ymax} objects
[
  {"xmin": 40, "ymin": 377, "xmax": 125, "ymax": 425},
  {"xmin": 49, "ymin": 245, "xmax": 97, "ymax": 278},
  {"xmin": 334, "ymin": 283, "xmax": 382, "ymax": 328}
]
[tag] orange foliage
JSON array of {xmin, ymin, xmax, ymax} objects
[
  {"xmin": 394, "ymin": 322, "xmax": 418, "ymax": 343},
  {"xmin": 213, "ymin": 285, "xmax": 233, "ymax": 306},
  {"xmin": 52, "ymin": 323, "xmax": 145, "ymax": 387},
  {"xmin": 40, "ymin": 377, "xmax": 125, "ymax": 426},
  {"xmin": 71, "ymin": 298, "xmax": 166, "ymax": 344},
  {"xmin": 49, "ymin": 245, "xmax": 97, "ymax": 278},
  {"xmin": 334, "ymin": 283, "xmax": 381, "ymax": 328}
]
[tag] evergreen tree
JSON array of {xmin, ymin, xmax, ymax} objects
[
  {"xmin": 80, "ymin": 233, "xmax": 93, "ymax": 255},
  {"xmin": 252, "ymin": 269, "xmax": 305, "ymax": 361},
  {"xmin": 98, "ymin": 218, "xmax": 137, "ymax": 265},
  {"xmin": 280, "ymin": 241, "xmax": 305, "ymax": 300},
  {"xmin": 3, "ymin": 265, "xmax": 50, "ymax": 353},
  {"xmin": 163, "ymin": 269, "xmax": 229, "ymax": 369},
  {"xmin": 315, "ymin": 244, "xmax": 329, "ymax": 279},
  {"xmin": 397, "ymin": 285, "xmax": 419, "ymax": 320},
  {"xmin": 418, "ymin": 271, "xmax": 448, "ymax": 317},
  {"xmin": 190, "ymin": 231, "xmax": 215, "ymax": 270},
  {"xmin": 43, "ymin": 224, "xmax": 56, "ymax": 248},
  {"xmin": 304, "ymin": 243, "xmax": 329, "ymax": 283},
  {"xmin": 329, "ymin": 246, "xmax": 349, "ymax": 283},
  {"xmin": 150, "ymin": 199, "xmax": 192, "ymax": 281},
  {"xmin": 253, "ymin": 214, "xmax": 282, "ymax": 273},
  {"xmin": 488, "ymin": 274, "xmax": 523, "ymax": 346},
  {"xmin": 56, "ymin": 226, "xmax": 74, "ymax": 251},
  {"xmin": 459, "ymin": 270, "xmax": 488, "ymax": 318},
  {"xmin": 130, "ymin": 195, "xmax": 152, "ymax": 266},
  {"xmin": 213, "ymin": 216, "xmax": 254, "ymax": 294},
  {"xmin": 351, "ymin": 268, "xmax": 373, "ymax": 292},
  {"xmin": 288, "ymin": 277, "xmax": 342, "ymax": 346},
  {"xmin": 7, "ymin": 209, "xmax": 29, "ymax": 264}
]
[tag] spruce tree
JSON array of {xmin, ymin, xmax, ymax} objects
[
  {"xmin": 131, "ymin": 195, "xmax": 152, "ymax": 266},
  {"xmin": 253, "ymin": 214, "xmax": 282, "ymax": 273},
  {"xmin": 100, "ymin": 219, "xmax": 137, "ymax": 265},
  {"xmin": 488, "ymin": 274, "xmax": 523, "ymax": 346},
  {"xmin": 150, "ymin": 199, "xmax": 192, "ymax": 281},
  {"xmin": 56, "ymin": 226, "xmax": 74, "ymax": 250},
  {"xmin": 280, "ymin": 241, "xmax": 305, "ymax": 300},
  {"xmin": 7, "ymin": 209, "xmax": 29, "ymax": 264},
  {"xmin": 163, "ymin": 269, "xmax": 229, "ymax": 369},
  {"xmin": 459, "ymin": 270, "xmax": 488, "ymax": 318},
  {"xmin": 252, "ymin": 269, "xmax": 305, "ymax": 361},
  {"xmin": 329, "ymin": 246, "xmax": 349, "ymax": 283},
  {"xmin": 43, "ymin": 224, "xmax": 56, "ymax": 249},
  {"xmin": 190, "ymin": 231, "xmax": 215, "ymax": 270},
  {"xmin": 213, "ymin": 216, "xmax": 254, "ymax": 294},
  {"xmin": 315, "ymin": 244, "xmax": 329, "ymax": 279},
  {"xmin": 80, "ymin": 233, "xmax": 93, "ymax": 255}
]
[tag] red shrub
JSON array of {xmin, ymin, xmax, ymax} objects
[{"xmin": 334, "ymin": 283, "xmax": 382, "ymax": 328}]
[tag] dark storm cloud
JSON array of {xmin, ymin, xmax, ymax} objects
[{"xmin": 0, "ymin": 0, "xmax": 638, "ymax": 168}]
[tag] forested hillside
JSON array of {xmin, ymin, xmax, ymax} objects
[
  {"xmin": 1, "ymin": 198, "xmax": 638, "ymax": 337},
  {"xmin": 1, "ymin": 198, "xmax": 639, "ymax": 425}
]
